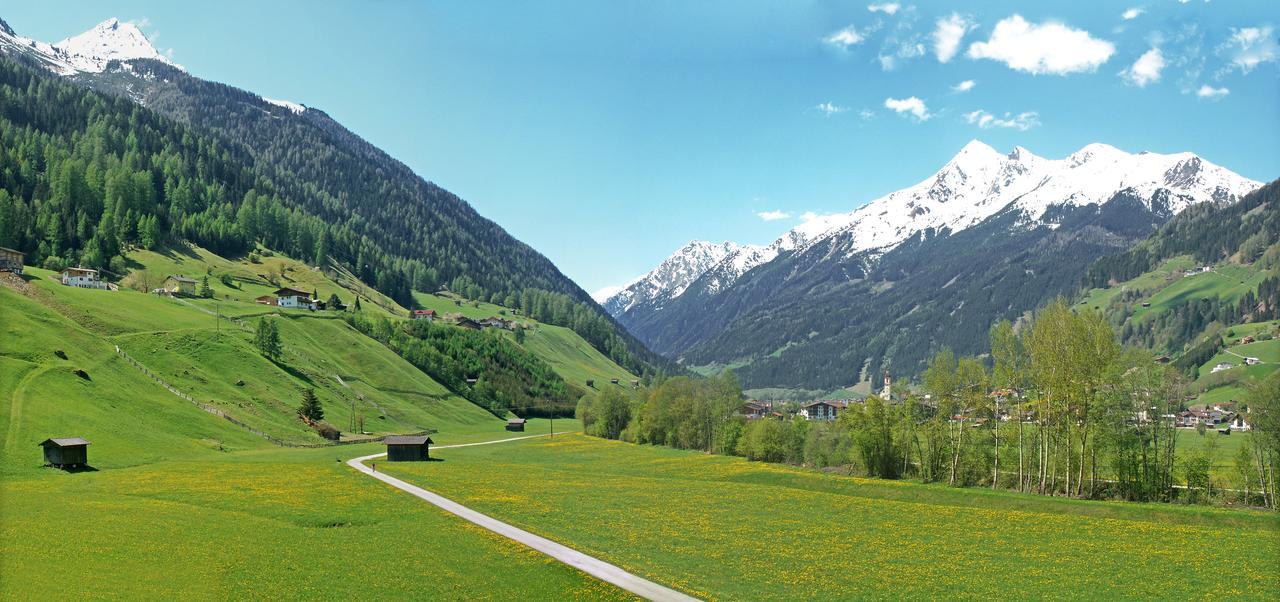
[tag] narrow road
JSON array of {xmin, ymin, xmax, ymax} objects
[{"xmin": 348, "ymin": 434, "xmax": 699, "ymax": 602}]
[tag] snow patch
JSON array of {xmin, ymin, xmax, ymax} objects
[{"xmin": 264, "ymin": 97, "xmax": 306, "ymax": 115}]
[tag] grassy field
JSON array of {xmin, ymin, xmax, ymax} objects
[
  {"xmin": 382, "ymin": 435, "xmax": 1280, "ymax": 600},
  {"xmin": 0, "ymin": 435, "xmax": 628, "ymax": 600}
]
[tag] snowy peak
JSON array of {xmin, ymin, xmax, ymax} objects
[
  {"xmin": 760, "ymin": 141, "xmax": 1260, "ymax": 263},
  {"xmin": 0, "ymin": 16, "xmax": 180, "ymax": 76},
  {"xmin": 53, "ymin": 18, "xmax": 175, "ymax": 73},
  {"xmin": 601, "ymin": 240, "xmax": 752, "ymax": 315}
]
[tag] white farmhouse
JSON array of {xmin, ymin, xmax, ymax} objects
[
  {"xmin": 59, "ymin": 266, "xmax": 110, "ymax": 289},
  {"xmin": 274, "ymin": 287, "xmax": 317, "ymax": 310}
]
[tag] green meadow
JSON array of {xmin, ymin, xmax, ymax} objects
[{"xmin": 382, "ymin": 434, "xmax": 1280, "ymax": 600}]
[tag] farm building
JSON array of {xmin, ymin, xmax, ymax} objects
[
  {"xmin": 163, "ymin": 275, "xmax": 198, "ymax": 296},
  {"xmin": 741, "ymin": 400, "xmax": 770, "ymax": 419},
  {"xmin": 585, "ymin": 379, "xmax": 595, "ymax": 388},
  {"xmin": 60, "ymin": 267, "xmax": 109, "ymax": 289},
  {"xmin": 411, "ymin": 309, "xmax": 437, "ymax": 321},
  {"xmin": 1241, "ymin": 336, "xmax": 1255, "ymax": 344},
  {"xmin": 479, "ymin": 317, "xmax": 514, "ymax": 329},
  {"xmin": 383, "ymin": 435, "xmax": 434, "ymax": 461},
  {"xmin": 1245, "ymin": 357, "xmax": 1262, "ymax": 365},
  {"xmin": 1211, "ymin": 362, "xmax": 1234, "ymax": 374},
  {"xmin": 39, "ymin": 437, "xmax": 90, "ymax": 468},
  {"xmin": 801, "ymin": 400, "xmax": 848, "ymax": 421},
  {"xmin": 454, "ymin": 317, "xmax": 482, "ymax": 330},
  {"xmin": 0, "ymin": 246, "xmax": 24, "ymax": 273},
  {"xmin": 610, "ymin": 378, "xmax": 619, "ymax": 385},
  {"xmin": 254, "ymin": 295, "xmax": 279, "ymax": 306},
  {"xmin": 1232, "ymin": 414, "xmax": 1251, "ymax": 431},
  {"xmin": 506, "ymin": 418, "xmax": 527, "ymax": 432},
  {"xmin": 273, "ymin": 287, "xmax": 317, "ymax": 310}
]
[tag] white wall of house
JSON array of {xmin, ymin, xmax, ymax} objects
[{"xmin": 278, "ymin": 294, "xmax": 315, "ymax": 309}]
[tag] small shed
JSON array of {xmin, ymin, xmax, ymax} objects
[
  {"xmin": 610, "ymin": 378, "xmax": 619, "ymax": 385},
  {"xmin": 585, "ymin": 379, "xmax": 595, "ymax": 388},
  {"xmin": 39, "ymin": 437, "xmax": 90, "ymax": 468},
  {"xmin": 384, "ymin": 434, "xmax": 434, "ymax": 461},
  {"xmin": 0, "ymin": 246, "xmax": 24, "ymax": 274},
  {"xmin": 506, "ymin": 418, "xmax": 527, "ymax": 432}
]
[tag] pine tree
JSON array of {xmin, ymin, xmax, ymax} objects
[
  {"xmin": 254, "ymin": 318, "xmax": 282, "ymax": 360},
  {"xmin": 297, "ymin": 388, "xmax": 324, "ymax": 422},
  {"xmin": 199, "ymin": 275, "xmax": 213, "ymax": 298}
]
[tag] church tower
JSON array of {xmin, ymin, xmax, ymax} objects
[{"xmin": 881, "ymin": 371, "xmax": 891, "ymax": 401}]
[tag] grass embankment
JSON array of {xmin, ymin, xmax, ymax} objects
[{"xmin": 382, "ymin": 434, "xmax": 1280, "ymax": 600}]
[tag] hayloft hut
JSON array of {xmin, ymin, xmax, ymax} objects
[
  {"xmin": 506, "ymin": 418, "xmax": 527, "ymax": 432},
  {"xmin": 384, "ymin": 435, "xmax": 434, "ymax": 461},
  {"xmin": 0, "ymin": 246, "xmax": 24, "ymax": 274},
  {"xmin": 39, "ymin": 437, "xmax": 90, "ymax": 468}
]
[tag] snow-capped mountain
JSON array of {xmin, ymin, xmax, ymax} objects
[
  {"xmin": 612, "ymin": 140, "xmax": 1258, "ymax": 322},
  {"xmin": 612, "ymin": 140, "xmax": 1264, "ymax": 388},
  {"xmin": 601, "ymin": 240, "xmax": 756, "ymax": 315},
  {"xmin": 736, "ymin": 139, "xmax": 1257, "ymax": 270},
  {"xmin": 0, "ymin": 17, "xmax": 179, "ymax": 75}
]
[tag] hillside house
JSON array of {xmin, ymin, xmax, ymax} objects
[
  {"xmin": 506, "ymin": 418, "xmax": 527, "ymax": 432},
  {"xmin": 162, "ymin": 275, "xmax": 198, "ymax": 296},
  {"xmin": 1241, "ymin": 336, "xmax": 1255, "ymax": 344},
  {"xmin": 60, "ymin": 267, "xmax": 109, "ymax": 289},
  {"xmin": 39, "ymin": 437, "xmax": 90, "ymax": 468},
  {"xmin": 1245, "ymin": 357, "xmax": 1262, "ymax": 366},
  {"xmin": 384, "ymin": 435, "xmax": 433, "ymax": 461},
  {"xmin": 1154, "ymin": 356, "xmax": 1171, "ymax": 364},
  {"xmin": 454, "ymin": 317, "xmax": 481, "ymax": 330},
  {"xmin": 411, "ymin": 309, "xmax": 437, "ymax": 321},
  {"xmin": 801, "ymin": 400, "xmax": 848, "ymax": 421},
  {"xmin": 254, "ymin": 295, "xmax": 279, "ymax": 306},
  {"xmin": 1232, "ymin": 413, "xmax": 1251, "ymax": 431},
  {"xmin": 479, "ymin": 316, "xmax": 513, "ymax": 330},
  {"xmin": 0, "ymin": 246, "xmax": 24, "ymax": 274},
  {"xmin": 1211, "ymin": 362, "xmax": 1234, "ymax": 374},
  {"xmin": 273, "ymin": 287, "xmax": 317, "ymax": 310}
]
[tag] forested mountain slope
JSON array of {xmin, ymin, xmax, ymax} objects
[{"xmin": 0, "ymin": 23, "xmax": 672, "ymax": 377}]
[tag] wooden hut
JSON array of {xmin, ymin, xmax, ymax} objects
[
  {"xmin": 384, "ymin": 435, "xmax": 433, "ymax": 461},
  {"xmin": 506, "ymin": 418, "xmax": 527, "ymax": 432},
  {"xmin": 39, "ymin": 438, "xmax": 90, "ymax": 468},
  {"xmin": 585, "ymin": 379, "xmax": 595, "ymax": 388},
  {"xmin": 0, "ymin": 246, "xmax": 24, "ymax": 274}
]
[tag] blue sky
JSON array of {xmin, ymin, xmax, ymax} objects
[{"xmin": 7, "ymin": 1, "xmax": 1278, "ymax": 296}]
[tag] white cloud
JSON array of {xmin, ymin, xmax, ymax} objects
[
  {"xmin": 963, "ymin": 109, "xmax": 1040, "ymax": 131},
  {"xmin": 932, "ymin": 13, "xmax": 972, "ymax": 63},
  {"xmin": 1122, "ymin": 48, "xmax": 1165, "ymax": 86},
  {"xmin": 756, "ymin": 210, "xmax": 793, "ymax": 222},
  {"xmin": 1220, "ymin": 26, "xmax": 1278, "ymax": 73},
  {"xmin": 867, "ymin": 2, "xmax": 900, "ymax": 15},
  {"xmin": 1196, "ymin": 84, "xmax": 1229, "ymax": 99},
  {"xmin": 801, "ymin": 211, "xmax": 841, "ymax": 223},
  {"xmin": 952, "ymin": 79, "xmax": 976, "ymax": 92},
  {"xmin": 815, "ymin": 102, "xmax": 847, "ymax": 116},
  {"xmin": 884, "ymin": 96, "xmax": 930, "ymax": 121},
  {"xmin": 127, "ymin": 17, "xmax": 152, "ymax": 28},
  {"xmin": 967, "ymin": 15, "xmax": 1116, "ymax": 75},
  {"xmin": 825, "ymin": 26, "xmax": 865, "ymax": 49},
  {"xmin": 859, "ymin": 108, "xmax": 876, "ymax": 120},
  {"xmin": 1121, "ymin": 8, "xmax": 1143, "ymax": 21}
]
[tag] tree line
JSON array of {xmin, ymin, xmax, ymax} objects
[{"xmin": 579, "ymin": 299, "xmax": 1280, "ymax": 508}]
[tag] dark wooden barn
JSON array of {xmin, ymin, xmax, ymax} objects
[
  {"xmin": 384, "ymin": 435, "xmax": 433, "ymax": 461},
  {"xmin": 506, "ymin": 418, "xmax": 527, "ymax": 432},
  {"xmin": 39, "ymin": 438, "xmax": 90, "ymax": 468}
]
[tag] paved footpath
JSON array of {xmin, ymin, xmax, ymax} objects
[{"xmin": 348, "ymin": 434, "xmax": 700, "ymax": 602}]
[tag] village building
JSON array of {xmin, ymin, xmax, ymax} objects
[
  {"xmin": 1240, "ymin": 335, "xmax": 1255, "ymax": 344},
  {"xmin": 1211, "ymin": 362, "xmax": 1234, "ymax": 374},
  {"xmin": 741, "ymin": 400, "xmax": 770, "ymax": 419},
  {"xmin": 60, "ymin": 266, "xmax": 110, "ymax": 289},
  {"xmin": 162, "ymin": 275, "xmax": 198, "ymax": 296},
  {"xmin": 801, "ymin": 400, "xmax": 848, "ymax": 421},
  {"xmin": 1244, "ymin": 357, "xmax": 1262, "ymax": 366},
  {"xmin": 39, "ymin": 437, "xmax": 90, "ymax": 468},
  {"xmin": 506, "ymin": 418, "xmax": 527, "ymax": 432},
  {"xmin": 254, "ymin": 295, "xmax": 279, "ymax": 306},
  {"xmin": 0, "ymin": 246, "xmax": 24, "ymax": 274},
  {"xmin": 454, "ymin": 317, "xmax": 482, "ymax": 330},
  {"xmin": 479, "ymin": 316, "xmax": 513, "ymax": 330},
  {"xmin": 273, "ymin": 287, "xmax": 317, "ymax": 310},
  {"xmin": 384, "ymin": 435, "xmax": 433, "ymax": 461},
  {"xmin": 1232, "ymin": 413, "xmax": 1251, "ymax": 431},
  {"xmin": 411, "ymin": 309, "xmax": 437, "ymax": 321}
]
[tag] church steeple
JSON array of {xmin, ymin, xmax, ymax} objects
[{"xmin": 881, "ymin": 371, "xmax": 891, "ymax": 401}]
